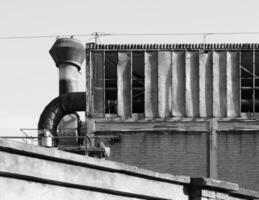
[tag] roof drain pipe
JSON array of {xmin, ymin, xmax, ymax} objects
[{"xmin": 38, "ymin": 38, "xmax": 85, "ymax": 147}]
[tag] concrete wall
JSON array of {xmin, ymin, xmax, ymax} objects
[
  {"xmin": 0, "ymin": 138, "xmax": 189, "ymax": 200},
  {"xmin": 0, "ymin": 138, "xmax": 258, "ymax": 200}
]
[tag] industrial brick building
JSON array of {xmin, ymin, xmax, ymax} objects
[{"xmin": 38, "ymin": 39, "xmax": 259, "ymax": 192}]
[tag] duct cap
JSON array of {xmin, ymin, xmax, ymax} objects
[{"xmin": 49, "ymin": 38, "xmax": 86, "ymax": 70}]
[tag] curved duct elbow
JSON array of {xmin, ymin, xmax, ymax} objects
[{"xmin": 38, "ymin": 92, "xmax": 86, "ymax": 138}]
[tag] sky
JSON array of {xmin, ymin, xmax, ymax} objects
[{"xmin": 1, "ymin": 0, "xmax": 259, "ymax": 137}]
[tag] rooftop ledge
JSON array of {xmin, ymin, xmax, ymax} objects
[{"xmin": 0, "ymin": 138, "xmax": 258, "ymax": 199}]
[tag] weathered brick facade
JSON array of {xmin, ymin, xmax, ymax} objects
[
  {"xmin": 106, "ymin": 131, "xmax": 259, "ymax": 191},
  {"xmin": 218, "ymin": 131, "xmax": 259, "ymax": 191}
]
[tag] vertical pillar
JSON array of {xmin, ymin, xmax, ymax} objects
[
  {"xmin": 117, "ymin": 52, "xmax": 132, "ymax": 118},
  {"xmin": 199, "ymin": 51, "xmax": 213, "ymax": 117},
  {"xmin": 207, "ymin": 119, "xmax": 218, "ymax": 179},
  {"xmin": 85, "ymin": 47, "xmax": 91, "ymax": 117},
  {"xmin": 172, "ymin": 51, "xmax": 185, "ymax": 117},
  {"xmin": 91, "ymin": 51, "xmax": 105, "ymax": 118},
  {"xmin": 227, "ymin": 51, "xmax": 240, "ymax": 118},
  {"xmin": 213, "ymin": 51, "xmax": 227, "ymax": 117},
  {"xmin": 158, "ymin": 51, "xmax": 172, "ymax": 118},
  {"xmin": 185, "ymin": 51, "xmax": 199, "ymax": 117},
  {"xmin": 145, "ymin": 51, "xmax": 158, "ymax": 118},
  {"xmin": 85, "ymin": 48, "xmax": 94, "ymax": 149}
]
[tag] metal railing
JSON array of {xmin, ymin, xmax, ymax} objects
[{"xmin": 0, "ymin": 128, "xmax": 119, "ymax": 156}]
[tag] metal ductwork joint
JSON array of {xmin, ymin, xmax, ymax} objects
[
  {"xmin": 38, "ymin": 38, "xmax": 85, "ymax": 146},
  {"xmin": 38, "ymin": 92, "xmax": 86, "ymax": 142}
]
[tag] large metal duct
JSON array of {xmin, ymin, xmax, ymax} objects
[
  {"xmin": 38, "ymin": 92, "xmax": 85, "ymax": 137},
  {"xmin": 38, "ymin": 38, "xmax": 85, "ymax": 146}
]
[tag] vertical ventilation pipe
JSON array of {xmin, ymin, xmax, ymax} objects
[
  {"xmin": 39, "ymin": 38, "xmax": 85, "ymax": 146},
  {"xmin": 49, "ymin": 38, "xmax": 85, "ymax": 95}
]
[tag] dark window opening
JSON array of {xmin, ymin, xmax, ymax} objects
[
  {"xmin": 105, "ymin": 52, "xmax": 118, "ymax": 114},
  {"xmin": 255, "ymin": 50, "xmax": 259, "ymax": 112},
  {"xmin": 241, "ymin": 50, "xmax": 253, "ymax": 113},
  {"xmin": 241, "ymin": 50, "xmax": 259, "ymax": 113},
  {"xmin": 132, "ymin": 51, "xmax": 144, "ymax": 113}
]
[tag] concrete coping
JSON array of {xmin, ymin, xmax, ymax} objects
[
  {"xmin": 191, "ymin": 177, "xmax": 239, "ymax": 191},
  {"xmin": 0, "ymin": 138, "xmax": 190, "ymax": 185},
  {"xmin": 191, "ymin": 178, "xmax": 259, "ymax": 199},
  {"xmin": 231, "ymin": 188, "xmax": 259, "ymax": 199}
]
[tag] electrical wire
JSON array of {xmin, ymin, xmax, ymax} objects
[
  {"xmin": 2, "ymin": 32, "xmax": 259, "ymax": 40},
  {"xmin": 0, "ymin": 33, "xmax": 93, "ymax": 40},
  {"xmin": 108, "ymin": 32, "xmax": 259, "ymax": 36}
]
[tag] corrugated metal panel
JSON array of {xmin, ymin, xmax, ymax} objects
[
  {"xmin": 117, "ymin": 52, "xmax": 132, "ymax": 118},
  {"xmin": 199, "ymin": 51, "xmax": 213, "ymax": 117},
  {"xmin": 213, "ymin": 51, "xmax": 227, "ymax": 117},
  {"xmin": 91, "ymin": 51, "xmax": 105, "ymax": 118},
  {"xmin": 158, "ymin": 51, "xmax": 172, "ymax": 118},
  {"xmin": 87, "ymin": 44, "xmax": 259, "ymax": 119},
  {"xmin": 145, "ymin": 51, "xmax": 158, "ymax": 118}
]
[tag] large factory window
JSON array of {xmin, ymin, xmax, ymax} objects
[
  {"xmin": 241, "ymin": 50, "xmax": 259, "ymax": 113},
  {"xmin": 132, "ymin": 51, "xmax": 145, "ymax": 113},
  {"xmin": 105, "ymin": 52, "xmax": 118, "ymax": 114}
]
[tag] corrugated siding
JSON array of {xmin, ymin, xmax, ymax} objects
[{"xmin": 89, "ymin": 47, "xmax": 245, "ymax": 118}]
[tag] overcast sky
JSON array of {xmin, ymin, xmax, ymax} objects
[{"xmin": 1, "ymin": 0, "xmax": 259, "ymax": 137}]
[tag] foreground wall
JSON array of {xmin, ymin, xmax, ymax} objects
[
  {"xmin": 0, "ymin": 139, "xmax": 258, "ymax": 200},
  {"xmin": 218, "ymin": 131, "xmax": 259, "ymax": 191},
  {"xmin": 103, "ymin": 131, "xmax": 259, "ymax": 191},
  {"xmin": 108, "ymin": 131, "xmax": 208, "ymax": 177}
]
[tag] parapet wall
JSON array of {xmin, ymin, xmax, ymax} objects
[{"xmin": 0, "ymin": 138, "xmax": 258, "ymax": 200}]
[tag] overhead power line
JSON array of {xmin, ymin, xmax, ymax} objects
[
  {"xmin": 0, "ymin": 34, "xmax": 92, "ymax": 40},
  {"xmin": 109, "ymin": 32, "xmax": 259, "ymax": 36},
  {"xmin": 2, "ymin": 32, "xmax": 259, "ymax": 40}
]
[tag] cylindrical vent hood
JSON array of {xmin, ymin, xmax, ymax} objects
[{"xmin": 49, "ymin": 38, "xmax": 85, "ymax": 95}]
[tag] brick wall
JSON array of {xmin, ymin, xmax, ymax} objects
[
  {"xmin": 218, "ymin": 131, "xmax": 259, "ymax": 191},
  {"xmin": 106, "ymin": 131, "xmax": 259, "ymax": 191},
  {"xmin": 192, "ymin": 188, "xmax": 246, "ymax": 200},
  {"xmin": 108, "ymin": 132, "xmax": 208, "ymax": 177}
]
